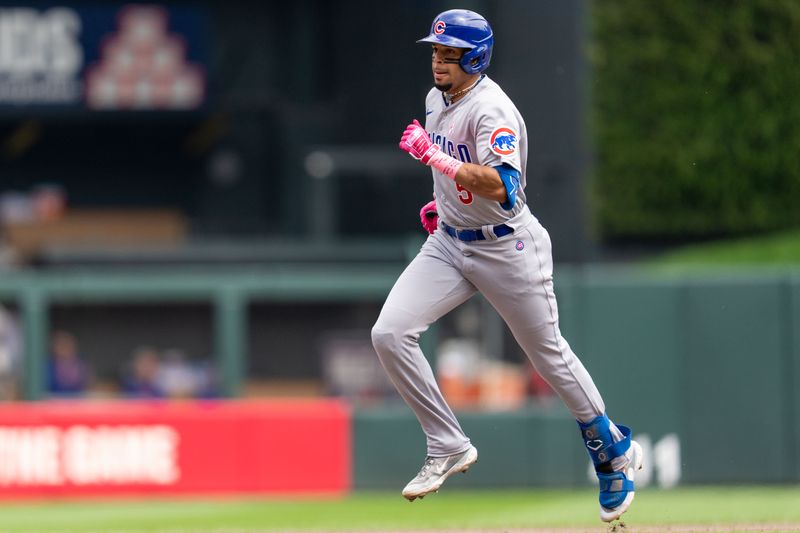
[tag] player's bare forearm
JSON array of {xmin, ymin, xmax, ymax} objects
[{"xmin": 455, "ymin": 163, "xmax": 507, "ymax": 202}]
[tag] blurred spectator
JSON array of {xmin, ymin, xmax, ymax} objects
[
  {"xmin": 191, "ymin": 359, "xmax": 218, "ymax": 399},
  {"xmin": 121, "ymin": 346, "xmax": 217, "ymax": 400},
  {"xmin": 158, "ymin": 348, "xmax": 205, "ymax": 399},
  {"xmin": 46, "ymin": 330, "xmax": 91, "ymax": 397},
  {"xmin": 0, "ymin": 184, "xmax": 65, "ymax": 269},
  {"xmin": 0, "ymin": 305, "xmax": 22, "ymax": 400},
  {"xmin": 122, "ymin": 345, "xmax": 165, "ymax": 399},
  {"xmin": 0, "ymin": 184, "xmax": 65, "ymax": 225},
  {"xmin": 31, "ymin": 184, "xmax": 67, "ymax": 222},
  {"xmin": 527, "ymin": 367, "xmax": 556, "ymax": 407},
  {"xmin": 436, "ymin": 338, "xmax": 481, "ymax": 409},
  {"xmin": 0, "ymin": 190, "xmax": 35, "ymax": 224}
]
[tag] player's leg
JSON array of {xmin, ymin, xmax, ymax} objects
[
  {"xmin": 371, "ymin": 231, "xmax": 478, "ymax": 500},
  {"xmin": 468, "ymin": 230, "xmax": 604, "ymax": 421},
  {"xmin": 468, "ymin": 220, "xmax": 642, "ymax": 521}
]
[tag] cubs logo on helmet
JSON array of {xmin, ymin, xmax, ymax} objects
[
  {"xmin": 433, "ymin": 20, "xmax": 446, "ymax": 34},
  {"xmin": 490, "ymin": 127, "xmax": 517, "ymax": 156}
]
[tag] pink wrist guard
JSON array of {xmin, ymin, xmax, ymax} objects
[{"xmin": 426, "ymin": 150, "xmax": 463, "ymax": 180}]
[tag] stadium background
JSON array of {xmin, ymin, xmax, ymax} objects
[{"xmin": 0, "ymin": 0, "xmax": 798, "ymax": 502}]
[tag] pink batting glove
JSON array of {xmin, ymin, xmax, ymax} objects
[
  {"xmin": 399, "ymin": 119, "xmax": 440, "ymax": 164},
  {"xmin": 419, "ymin": 200, "xmax": 438, "ymax": 234}
]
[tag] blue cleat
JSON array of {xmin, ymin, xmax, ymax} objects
[{"xmin": 579, "ymin": 415, "xmax": 644, "ymax": 522}]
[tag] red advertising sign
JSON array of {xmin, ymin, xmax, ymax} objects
[{"xmin": 0, "ymin": 400, "xmax": 350, "ymax": 497}]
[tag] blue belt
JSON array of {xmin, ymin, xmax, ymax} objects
[{"xmin": 441, "ymin": 221, "xmax": 513, "ymax": 242}]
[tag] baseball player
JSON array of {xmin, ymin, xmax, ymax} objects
[{"xmin": 371, "ymin": 9, "xmax": 643, "ymax": 523}]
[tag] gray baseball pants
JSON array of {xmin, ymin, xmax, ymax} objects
[{"xmin": 371, "ymin": 210, "xmax": 607, "ymax": 456}]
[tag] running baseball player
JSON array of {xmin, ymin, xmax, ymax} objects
[{"xmin": 371, "ymin": 9, "xmax": 643, "ymax": 523}]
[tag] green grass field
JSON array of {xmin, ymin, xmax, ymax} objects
[
  {"xmin": 1, "ymin": 486, "xmax": 799, "ymax": 533},
  {"xmin": 649, "ymin": 229, "xmax": 800, "ymax": 269}
]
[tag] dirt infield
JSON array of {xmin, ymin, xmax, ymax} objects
[{"xmin": 315, "ymin": 526, "xmax": 800, "ymax": 533}]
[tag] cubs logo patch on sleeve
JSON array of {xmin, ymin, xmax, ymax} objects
[{"xmin": 490, "ymin": 127, "xmax": 518, "ymax": 156}]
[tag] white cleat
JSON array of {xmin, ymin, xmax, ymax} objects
[
  {"xmin": 599, "ymin": 440, "xmax": 644, "ymax": 522},
  {"xmin": 402, "ymin": 445, "xmax": 478, "ymax": 501}
]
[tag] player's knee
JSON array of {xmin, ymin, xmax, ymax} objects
[
  {"xmin": 371, "ymin": 318, "xmax": 414, "ymax": 356},
  {"xmin": 371, "ymin": 321, "xmax": 398, "ymax": 355}
]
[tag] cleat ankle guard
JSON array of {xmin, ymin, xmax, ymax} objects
[{"xmin": 578, "ymin": 414, "xmax": 631, "ymax": 468}]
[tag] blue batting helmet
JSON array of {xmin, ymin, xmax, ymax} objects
[{"xmin": 417, "ymin": 9, "xmax": 494, "ymax": 75}]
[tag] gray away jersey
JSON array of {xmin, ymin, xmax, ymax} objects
[{"xmin": 424, "ymin": 75, "xmax": 528, "ymax": 228}]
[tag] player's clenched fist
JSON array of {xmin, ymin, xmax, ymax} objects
[
  {"xmin": 419, "ymin": 199, "xmax": 438, "ymax": 234},
  {"xmin": 399, "ymin": 119, "xmax": 464, "ymax": 180},
  {"xmin": 399, "ymin": 119, "xmax": 440, "ymax": 163}
]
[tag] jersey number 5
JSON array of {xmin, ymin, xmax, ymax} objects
[{"xmin": 456, "ymin": 183, "xmax": 474, "ymax": 205}]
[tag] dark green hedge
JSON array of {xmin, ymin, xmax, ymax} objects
[{"xmin": 590, "ymin": 1, "xmax": 800, "ymax": 239}]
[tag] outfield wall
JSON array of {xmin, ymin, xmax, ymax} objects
[
  {"xmin": 0, "ymin": 267, "xmax": 798, "ymax": 490},
  {"xmin": 558, "ymin": 270, "xmax": 800, "ymax": 485}
]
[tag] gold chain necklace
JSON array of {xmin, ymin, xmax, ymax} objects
[{"xmin": 444, "ymin": 76, "xmax": 482, "ymax": 104}]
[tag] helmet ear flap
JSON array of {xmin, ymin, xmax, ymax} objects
[{"xmin": 460, "ymin": 43, "xmax": 490, "ymax": 75}]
